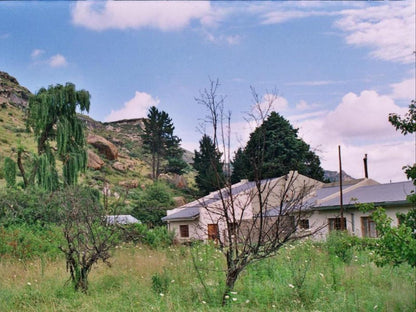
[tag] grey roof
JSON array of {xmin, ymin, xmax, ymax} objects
[
  {"xmin": 162, "ymin": 180, "xmax": 261, "ymax": 222},
  {"xmin": 260, "ymin": 181, "xmax": 414, "ymax": 216},
  {"xmin": 161, "ymin": 207, "xmax": 200, "ymax": 221},
  {"xmin": 317, "ymin": 181, "xmax": 414, "ymax": 208},
  {"xmin": 105, "ymin": 215, "xmax": 141, "ymax": 225}
]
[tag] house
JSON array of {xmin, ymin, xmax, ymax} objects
[
  {"xmin": 307, "ymin": 179, "xmax": 414, "ymax": 240},
  {"xmin": 162, "ymin": 171, "xmax": 323, "ymax": 243},
  {"xmin": 163, "ymin": 171, "xmax": 415, "ymax": 243}
]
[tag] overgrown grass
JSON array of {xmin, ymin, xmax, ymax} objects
[{"xmin": 0, "ymin": 238, "xmax": 414, "ymax": 311}]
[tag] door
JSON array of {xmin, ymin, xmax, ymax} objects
[{"xmin": 207, "ymin": 224, "xmax": 219, "ymax": 241}]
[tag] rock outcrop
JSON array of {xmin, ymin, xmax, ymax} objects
[
  {"xmin": 87, "ymin": 150, "xmax": 104, "ymax": 170},
  {"xmin": 0, "ymin": 71, "xmax": 31, "ymax": 109},
  {"xmin": 87, "ymin": 134, "xmax": 118, "ymax": 160}
]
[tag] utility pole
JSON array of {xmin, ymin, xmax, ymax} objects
[{"xmin": 338, "ymin": 145, "xmax": 344, "ymax": 231}]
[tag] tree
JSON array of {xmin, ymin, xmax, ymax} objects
[
  {"xmin": 389, "ymin": 100, "xmax": 416, "ymax": 190},
  {"xmin": 359, "ymin": 100, "xmax": 416, "ymax": 267},
  {"xmin": 25, "ymin": 83, "xmax": 90, "ymax": 190},
  {"xmin": 58, "ymin": 186, "xmax": 119, "ymax": 292},
  {"xmin": 194, "ymin": 83, "xmax": 324, "ymax": 306},
  {"xmin": 193, "ymin": 134, "xmax": 225, "ymax": 195},
  {"xmin": 141, "ymin": 106, "xmax": 182, "ymax": 180},
  {"xmin": 231, "ymin": 111, "xmax": 325, "ymax": 182}
]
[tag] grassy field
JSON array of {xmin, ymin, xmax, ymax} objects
[{"xmin": 0, "ymin": 240, "xmax": 414, "ymax": 312}]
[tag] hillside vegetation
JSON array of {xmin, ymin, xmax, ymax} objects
[{"xmin": 0, "ymin": 71, "xmax": 194, "ymax": 196}]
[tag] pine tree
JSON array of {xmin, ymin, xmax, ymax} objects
[
  {"xmin": 231, "ymin": 112, "xmax": 324, "ymax": 182},
  {"xmin": 193, "ymin": 134, "xmax": 225, "ymax": 195},
  {"xmin": 27, "ymin": 83, "xmax": 90, "ymax": 190},
  {"xmin": 141, "ymin": 106, "xmax": 182, "ymax": 180}
]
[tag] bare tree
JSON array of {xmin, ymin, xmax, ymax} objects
[
  {"xmin": 194, "ymin": 83, "xmax": 325, "ymax": 305},
  {"xmin": 57, "ymin": 186, "xmax": 119, "ymax": 293}
]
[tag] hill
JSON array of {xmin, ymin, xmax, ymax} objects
[{"xmin": 0, "ymin": 71, "xmax": 193, "ymax": 192}]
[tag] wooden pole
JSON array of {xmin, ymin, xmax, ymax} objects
[{"xmin": 338, "ymin": 145, "xmax": 344, "ymax": 230}]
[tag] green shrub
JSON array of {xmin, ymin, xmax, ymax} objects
[
  {"xmin": 130, "ymin": 182, "xmax": 175, "ymax": 227},
  {"xmin": 120, "ymin": 223, "xmax": 173, "ymax": 248},
  {"xmin": 325, "ymin": 231, "xmax": 356, "ymax": 263},
  {"xmin": 151, "ymin": 270, "xmax": 170, "ymax": 294},
  {"xmin": 3, "ymin": 157, "xmax": 16, "ymax": 187},
  {"xmin": 0, "ymin": 224, "xmax": 63, "ymax": 260}
]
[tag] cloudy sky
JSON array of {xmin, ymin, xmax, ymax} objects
[{"xmin": 0, "ymin": 1, "xmax": 415, "ymax": 183}]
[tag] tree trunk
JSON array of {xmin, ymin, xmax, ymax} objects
[{"xmin": 221, "ymin": 268, "xmax": 241, "ymax": 306}]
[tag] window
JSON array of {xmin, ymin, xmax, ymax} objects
[
  {"xmin": 299, "ymin": 219, "xmax": 310, "ymax": 229},
  {"xmin": 361, "ymin": 216, "xmax": 377, "ymax": 238},
  {"xmin": 328, "ymin": 217, "xmax": 346, "ymax": 231},
  {"xmin": 179, "ymin": 225, "xmax": 189, "ymax": 238}
]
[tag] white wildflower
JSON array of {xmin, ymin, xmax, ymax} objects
[
  {"xmin": 319, "ymin": 273, "xmax": 324, "ymax": 278},
  {"xmin": 160, "ymin": 293, "xmax": 164, "ymax": 297},
  {"xmin": 230, "ymin": 291, "xmax": 237, "ymax": 295},
  {"xmin": 171, "ymin": 280, "xmax": 175, "ymax": 283},
  {"xmin": 288, "ymin": 284, "xmax": 295, "ymax": 288},
  {"xmin": 202, "ymin": 301, "xmax": 206, "ymax": 304},
  {"xmin": 374, "ymin": 305, "xmax": 378, "ymax": 310},
  {"xmin": 27, "ymin": 282, "xmax": 31, "ymax": 286},
  {"xmin": 225, "ymin": 295, "xmax": 229, "ymax": 299},
  {"xmin": 245, "ymin": 299, "xmax": 250, "ymax": 304},
  {"xmin": 232, "ymin": 298, "xmax": 237, "ymax": 301}
]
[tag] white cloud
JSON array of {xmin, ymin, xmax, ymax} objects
[
  {"xmin": 48, "ymin": 54, "xmax": 67, "ymax": 68},
  {"xmin": 105, "ymin": 91, "xmax": 159, "ymax": 122},
  {"xmin": 390, "ymin": 78, "xmax": 416, "ymax": 100},
  {"xmin": 323, "ymin": 90, "xmax": 408, "ymax": 140},
  {"xmin": 31, "ymin": 49, "xmax": 45, "ymax": 59},
  {"xmin": 292, "ymin": 90, "xmax": 412, "ymax": 183},
  {"xmin": 261, "ymin": 10, "xmax": 335, "ymax": 25},
  {"xmin": 336, "ymin": 1, "xmax": 416, "ymax": 64},
  {"xmin": 71, "ymin": 1, "xmax": 213, "ymax": 31}
]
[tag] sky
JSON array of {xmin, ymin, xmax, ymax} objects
[{"xmin": 0, "ymin": 1, "xmax": 415, "ymax": 183}]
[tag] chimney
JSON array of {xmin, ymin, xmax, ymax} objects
[{"xmin": 363, "ymin": 154, "xmax": 368, "ymax": 179}]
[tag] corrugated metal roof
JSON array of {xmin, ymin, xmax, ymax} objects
[
  {"xmin": 105, "ymin": 215, "xmax": 140, "ymax": 225},
  {"xmin": 161, "ymin": 207, "xmax": 200, "ymax": 221},
  {"xmin": 317, "ymin": 181, "xmax": 414, "ymax": 208}
]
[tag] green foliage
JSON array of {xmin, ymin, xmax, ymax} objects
[
  {"xmin": 120, "ymin": 223, "xmax": 174, "ymax": 248},
  {"xmin": 231, "ymin": 112, "xmax": 325, "ymax": 182},
  {"xmin": 151, "ymin": 270, "xmax": 171, "ymax": 294},
  {"xmin": 325, "ymin": 231, "xmax": 357, "ymax": 263},
  {"xmin": 0, "ymin": 224, "xmax": 64, "ymax": 260},
  {"xmin": 26, "ymin": 82, "xmax": 90, "ymax": 190},
  {"xmin": 130, "ymin": 182, "xmax": 175, "ymax": 227},
  {"xmin": 193, "ymin": 134, "xmax": 225, "ymax": 195},
  {"xmin": 370, "ymin": 207, "xmax": 416, "ymax": 267},
  {"xmin": 0, "ymin": 187, "xmax": 64, "ymax": 225},
  {"xmin": 3, "ymin": 156, "xmax": 16, "ymax": 187},
  {"xmin": 141, "ymin": 106, "xmax": 182, "ymax": 180}
]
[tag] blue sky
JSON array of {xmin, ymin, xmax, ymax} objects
[{"xmin": 0, "ymin": 1, "xmax": 415, "ymax": 183}]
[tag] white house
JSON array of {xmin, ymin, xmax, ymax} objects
[{"xmin": 162, "ymin": 172, "xmax": 414, "ymax": 243}]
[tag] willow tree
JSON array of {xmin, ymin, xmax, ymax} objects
[{"xmin": 27, "ymin": 83, "xmax": 90, "ymax": 190}]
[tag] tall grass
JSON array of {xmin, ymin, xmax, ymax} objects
[{"xmin": 0, "ymin": 239, "xmax": 414, "ymax": 311}]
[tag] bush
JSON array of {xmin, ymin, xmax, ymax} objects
[
  {"xmin": 120, "ymin": 223, "xmax": 173, "ymax": 248},
  {"xmin": 130, "ymin": 182, "xmax": 175, "ymax": 227},
  {"xmin": 0, "ymin": 187, "xmax": 64, "ymax": 226},
  {"xmin": 325, "ymin": 231, "xmax": 357, "ymax": 263},
  {"xmin": 0, "ymin": 223, "xmax": 64, "ymax": 260}
]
